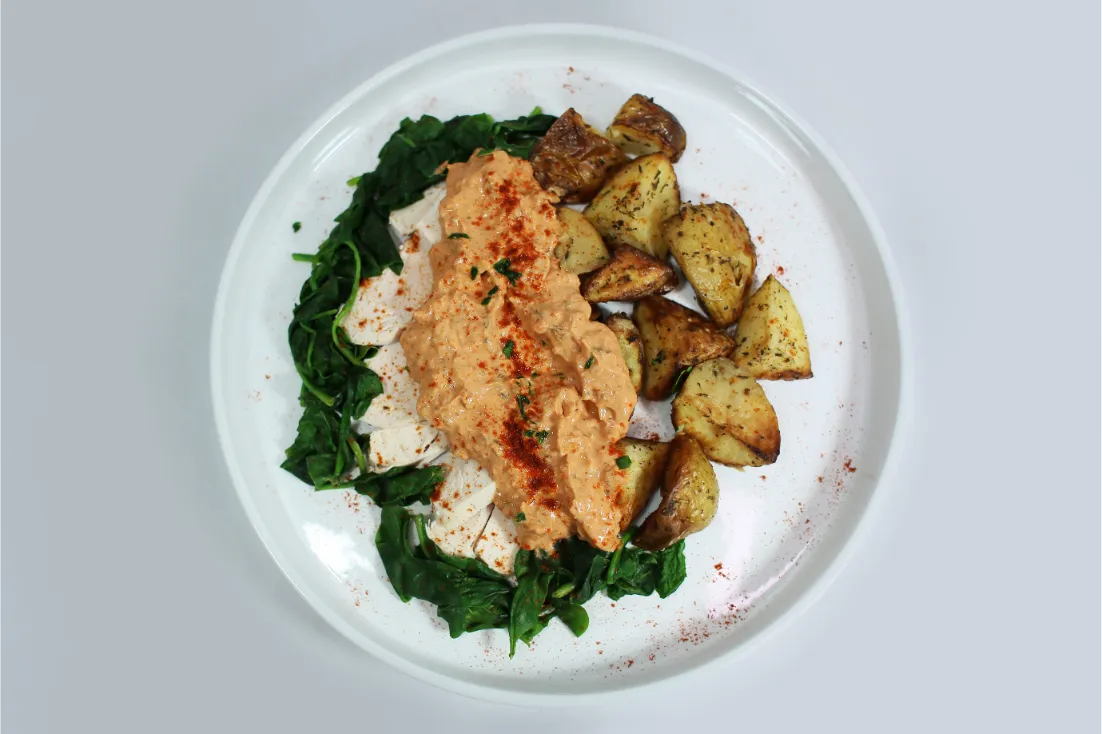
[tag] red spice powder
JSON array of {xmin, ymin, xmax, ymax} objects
[{"xmin": 498, "ymin": 417, "xmax": 557, "ymax": 505}]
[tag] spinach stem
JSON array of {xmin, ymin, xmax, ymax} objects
[
  {"xmin": 330, "ymin": 241, "xmax": 367, "ymax": 367},
  {"xmin": 607, "ymin": 527, "xmax": 638, "ymax": 584},
  {"xmin": 551, "ymin": 582, "xmax": 575, "ymax": 599},
  {"xmin": 347, "ymin": 437, "xmax": 367, "ymax": 475},
  {"xmin": 413, "ymin": 515, "xmax": 436, "ymax": 560}
]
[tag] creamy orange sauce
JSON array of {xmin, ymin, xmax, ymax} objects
[{"xmin": 400, "ymin": 151, "xmax": 636, "ymax": 552}]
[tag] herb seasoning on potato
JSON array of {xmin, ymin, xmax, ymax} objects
[
  {"xmin": 633, "ymin": 295, "xmax": 735, "ymax": 400},
  {"xmin": 662, "ymin": 203, "xmax": 757, "ymax": 327},
  {"xmin": 732, "ymin": 275, "xmax": 813, "ymax": 380},
  {"xmin": 607, "ymin": 94, "xmax": 688, "ymax": 162},
  {"xmin": 530, "ymin": 108, "xmax": 627, "ymax": 203},
  {"xmin": 584, "ymin": 153, "xmax": 680, "ymax": 259}
]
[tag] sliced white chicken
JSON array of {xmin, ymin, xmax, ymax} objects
[
  {"xmin": 367, "ymin": 423, "xmax": 448, "ymax": 472},
  {"xmin": 475, "ymin": 506, "xmax": 521, "ymax": 576},
  {"xmin": 339, "ymin": 251, "xmax": 432, "ymax": 346},
  {"xmin": 427, "ymin": 454, "xmax": 497, "ymax": 558},
  {"xmin": 357, "ymin": 343, "xmax": 420, "ymax": 429},
  {"xmin": 339, "ymin": 185, "xmax": 445, "ymax": 347},
  {"xmin": 388, "ymin": 183, "xmax": 446, "ymax": 244}
]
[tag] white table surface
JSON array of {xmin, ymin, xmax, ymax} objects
[{"xmin": 4, "ymin": 1, "xmax": 1099, "ymax": 731}]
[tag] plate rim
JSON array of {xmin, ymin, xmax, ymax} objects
[{"xmin": 210, "ymin": 22, "xmax": 913, "ymax": 706}]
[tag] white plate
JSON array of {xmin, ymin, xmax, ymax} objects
[{"xmin": 211, "ymin": 24, "xmax": 910, "ymax": 704}]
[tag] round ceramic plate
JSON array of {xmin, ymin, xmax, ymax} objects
[{"xmin": 211, "ymin": 24, "xmax": 909, "ymax": 704}]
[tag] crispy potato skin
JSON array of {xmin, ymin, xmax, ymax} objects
[
  {"xmin": 731, "ymin": 275, "xmax": 813, "ymax": 380},
  {"xmin": 672, "ymin": 358, "xmax": 781, "ymax": 467},
  {"xmin": 634, "ymin": 434, "xmax": 718, "ymax": 550},
  {"xmin": 605, "ymin": 313, "xmax": 644, "ymax": 393},
  {"xmin": 607, "ymin": 94, "xmax": 688, "ymax": 162},
  {"xmin": 662, "ymin": 203, "xmax": 757, "ymax": 327},
  {"xmin": 613, "ymin": 438, "xmax": 671, "ymax": 531},
  {"xmin": 580, "ymin": 246, "xmax": 677, "ymax": 303},
  {"xmin": 583, "ymin": 153, "xmax": 680, "ymax": 259},
  {"xmin": 554, "ymin": 207, "xmax": 610, "ymax": 275},
  {"xmin": 633, "ymin": 295, "xmax": 735, "ymax": 400},
  {"xmin": 530, "ymin": 109, "xmax": 627, "ymax": 204}
]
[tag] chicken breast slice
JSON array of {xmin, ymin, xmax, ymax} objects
[
  {"xmin": 339, "ymin": 185, "xmax": 445, "ymax": 347},
  {"xmin": 339, "ymin": 250, "xmax": 432, "ymax": 346},
  {"xmin": 426, "ymin": 454, "xmax": 496, "ymax": 558},
  {"xmin": 356, "ymin": 343, "xmax": 421, "ymax": 429},
  {"xmin": 367, "ymin": 423, "xmax": 448, "ymax": 472},
  {"xmin": 388, "ymin": 183, "xmax": 446, "ymax": 244},
  {"xmin": 475, "ymin": 507, "xmax": 521, "ymax": 576}
]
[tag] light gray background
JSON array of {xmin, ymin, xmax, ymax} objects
[{"xmin": 4, "ymin": 1, "xmax": 1099, "ymax": 732}]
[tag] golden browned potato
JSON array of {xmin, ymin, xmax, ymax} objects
[
  {"xmin": 633, "ymin": 295, "xmax": 735, "ymax": 400},
  {"xmin": 634, "ymin": 434, "xmax": 718, "ymax": 550},
  {"xmin": 606, "ymin": 94, "xmax": 687, "ymax": 162},
  {"xmin": 605, "ymin": 313, "xmax": 644, "ymax": 393},
  {"xmin": 530, "ymin": 109, "xmax": 627, "ymax": 204},
  {"xmin": 613, "ymin": 437, "xmax": 671, "ymax": 531},
  {"xmin": 662, "ymin": 203, "xmax": 757, "ymax": 328},
  {"xmin": 732, "ymin": 275, "xmax": 813, "ymax": 380},
  {"xmin": 554, "ymin": 207, "xmax": 610, "ymax": 275},
  {"xmin": 583, "ymin": 153, "xmax": 680, "ymax": 259},
  {"xmin": 672, "ymin": 357, "xmax": 780, "ymax": 467},
  {"xmin": 580, "ymin": 246, "xmax": 677, "ymax": 303}
]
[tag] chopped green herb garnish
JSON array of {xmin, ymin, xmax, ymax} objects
[
  {"xmin": 346, "ymin": 176, "xmax": 360, "ymax": 187},
  {"xmin": 530, "ymin": 371, "xmax": 539, "ymax": 378},
  {"xmin": 584, "ymin": 355, "xmax": 595, "ymax": 369},
  {"xmin": 449, "ymin": 232, "xmax": 469, "ymax": 239},
  {"xmin": 481, "ymin": 285, "xmax": 500, "ymax": 305},
  {"xmin": 493, "ymin": 258, "xmax": 522, "ymax": 285},
  {"xmin": 503, "ymin": 340, "xmax": 515, "ymax": 358},
  {"xmin": 523, "ymin": 428, "xmax": 550, "ymax": 444},
  {"xmin": 651, "ymin": 349, "xmax": 666, "ymax": 366},
  {"xmin": 615, "ymin": 456, "xmax": 632, "ymax": 469},
  {"xmin": 291, "ymin": 253, "xmax": 316, "ymax": 263},
  {"xmin": 515, "ymin": 512, "xmax": 526, "ymax": 522},
  {"xmin": 292, "ymin": 221, "xmax": 302, "ymax": 233},
  {"xmin": 516, "ymin": 393, "xmax": 531, "ymax": 421},
  {"xmin": 672, "ymin": 366, "xmax": 693, "ymax": 392},
  {"xmin": 470, "ymin": 266, "xmax": 478, "ymax": 279}
]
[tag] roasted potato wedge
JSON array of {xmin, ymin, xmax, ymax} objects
[
  {"xmin": 613, "ymin": 438, "xmax": 671, "ymax": 531},
  {"xmin": 583, "ymin": 153, "xmax": 680, "ymax": 259},
  {"xmin": 554, "ymin": 208, "xmax": 610, "ymax": 275},
  {"xmin": 662, "ymin": 203, "xmax": 756, "ymax": 328},
  {"xmin": 634, "ymin": 434, "xmax": 718, "ymax": 550},
  {"xmin": 607, "ymin": 94, "xmax": 687, "ymax": 162},
  {"xmin": 633, "ymin": 295, "xmax": 735, "ymax": 400},
  {"xmin": 580, "ymin": 246, "xmax": 677, "ymax": 303},
  {"xmin": 672, "ymin": 358, "xmax": 780, "ymax": 467},
  {"xmin": 605, "ymin": 313, "xmax": 644, "ymax": 393},
  {"xmin": 732, "ymin": 275, "xmax": 813, "ymax": 380},
  {"xmin": 530, "ymin": 109, "xmax": 627, "ymax": 204}
]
